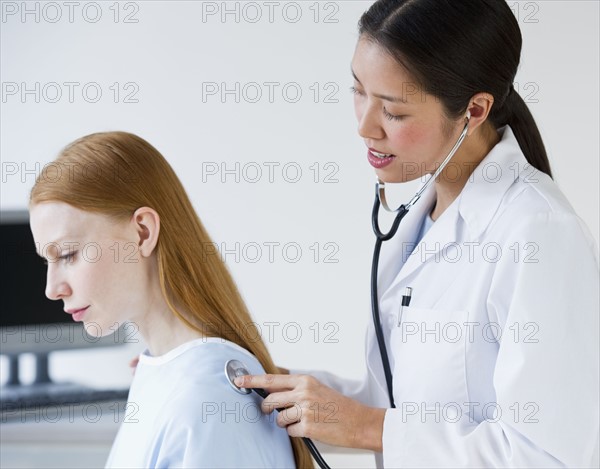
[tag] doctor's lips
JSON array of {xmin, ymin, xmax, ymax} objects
[
  {"xmin": 367, "ymin": 148, "xmax": 396, "ymax": 169},
  {"xmin": 65, "ymin": 306, "xmax": 90, "ymax": 321}
]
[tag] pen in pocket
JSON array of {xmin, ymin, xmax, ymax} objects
[{"xmin": 398, "ymin": 287, "xmax": 412, "ymax": 327}]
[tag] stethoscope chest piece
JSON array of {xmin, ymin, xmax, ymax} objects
[
  {"xmin": 225, "ymin": 359, "xmax": 251, "ymax": 394},
  {"xmin": 223, "ymin": 359, "xmax": 332, "ymax": 468}
]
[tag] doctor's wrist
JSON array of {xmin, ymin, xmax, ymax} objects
[{"xmin": 355, "ymin": 406, "xmax": 385, "ymax": 452}]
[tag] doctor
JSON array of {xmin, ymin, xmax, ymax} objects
[{"xmin": 235, "ymin": 0, "xmax": 600, "ymax": 467}]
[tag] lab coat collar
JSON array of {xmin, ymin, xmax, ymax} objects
[{"xmin": 457, "ymin": 125, "xmax": 530, "ymax": 240}]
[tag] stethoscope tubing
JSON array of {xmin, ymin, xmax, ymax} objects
[{"xmin": 370, "ymin": 200, "xmax": 409, "ymax": 409}]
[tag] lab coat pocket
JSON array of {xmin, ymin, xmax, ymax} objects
[{"xmin": 390, "ymin": 306, "xmax": 469, "ymax": 405}]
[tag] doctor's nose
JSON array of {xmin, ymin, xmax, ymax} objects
[
  {"xmin": 356, "ymin": 103, "xmax": 385, "ymax": 141},
  {"xmin": 45, "ymin": 266, "xmax": 72, "ymax": 301}
]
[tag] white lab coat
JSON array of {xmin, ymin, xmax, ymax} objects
[{"xmin": 308, "ymin": 126, "xmax": 599, "ymax": 467}]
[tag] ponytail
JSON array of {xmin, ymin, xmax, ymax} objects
[{"xmin": 492, "ymin": 85, "xmax": 552, "ymax": 178}]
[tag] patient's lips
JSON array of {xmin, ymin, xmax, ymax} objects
[{"xmin": 66, "ymin": 305, "xmax": 90, "ymax": 321}]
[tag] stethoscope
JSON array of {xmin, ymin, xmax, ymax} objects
[
  {"xmin": 371, "ymin": 114, "xmax": 470, "ymax": 408},
  {"xmin": 224, "ymin": 114, "xmax": 470, "ymax": 467}
]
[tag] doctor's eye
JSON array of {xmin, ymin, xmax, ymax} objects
[
  {"xmin": 350, "ymin": 86, "xmax": 364, "ymax": 96},
  {"xmin": 383, "ymin": 106, "xmax": 405, "ymax": 122}
]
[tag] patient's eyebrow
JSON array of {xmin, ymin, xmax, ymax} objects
[{"xmin": 34, "ymin": 236, "xmax": 74, "ymax": 258}]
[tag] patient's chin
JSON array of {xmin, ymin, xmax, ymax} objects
[{"xmin": 83, "ymin": 320, "xmax": 114, "ymax": 338}]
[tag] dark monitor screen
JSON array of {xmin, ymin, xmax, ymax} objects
[{"xmin": 1, "ymin": 213, "xmax": 67, "ymax": 327}]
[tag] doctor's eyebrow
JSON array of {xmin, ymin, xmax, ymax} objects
[{"xmin": 351, "ymin": 68, "xmax": 409, "ymax": 104}]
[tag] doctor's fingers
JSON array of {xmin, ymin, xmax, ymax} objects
[
  {"xmin": 274, "ymin": 398, "xmax": 343, "ymax": 434},
  {"xmin": 261, "ymin": 390, "xmax": 302, "ymax": 415},
  {"xmin": 278, "ymin": 398, "xmax": 368, "ymax": 448},
  {"xmin": 263, "ymin": 382, "xmax": 348, "ymax": 429},
  {"xmin": 235, "ymin": 372, "xmax": 313, "ymax": 392},
  {"xmin": 273, "ymin": 385, "xmax": 375, "ymax": 447}
]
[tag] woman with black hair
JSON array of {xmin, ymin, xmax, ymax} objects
[{"xmin": 238, "ymin": 0, "xmax": 599, "ymax": 467}]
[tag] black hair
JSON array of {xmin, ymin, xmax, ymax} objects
[{"xmin": 359, "ymin": 0, "xmax": 552, "ymax": 177}]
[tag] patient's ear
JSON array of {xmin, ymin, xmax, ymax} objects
[{"xmin": 131, "ymin": 207, "xmax": 160, "ymax": 257}]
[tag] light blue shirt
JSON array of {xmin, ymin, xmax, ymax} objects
[
  {"xmin": 403, "ymin": 210, "xmax": 434, "ymax": 259},
  {"xmin": 105, "ymin": 338, "xmax": 295, "ymax": 468},
  {"xmin": 415, "ymin": 211, "xmax": 434, "ymax": 245}
]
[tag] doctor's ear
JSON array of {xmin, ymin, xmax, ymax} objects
[
  {"xmin": 131, "ymin": 207, "xmax": 160, "ymax": 258},
  {"xmin": 465, "ymin": 92, "xmax": 495, "ymax": 136}
]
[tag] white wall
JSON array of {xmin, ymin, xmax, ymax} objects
[{"xmin": 1, "ymin": 0, "xmax": 598, "ymax": 458}]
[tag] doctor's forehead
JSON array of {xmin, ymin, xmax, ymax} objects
[{"xmin": 351, "ymin": 39, "xmax": 421, "ymax": 99}]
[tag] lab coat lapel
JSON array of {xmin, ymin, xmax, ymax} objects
[
  {"xmin": 395, "ymin": 200, "xmax": 460, "ymax": 283},
  {"xmin": 380, "ymin": 180, "xmax": 461, "ymax": 306}
]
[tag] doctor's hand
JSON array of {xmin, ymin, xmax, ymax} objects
[{"xmin": 234, "ymin": 374, "xmax": 385, "ymax": 452}]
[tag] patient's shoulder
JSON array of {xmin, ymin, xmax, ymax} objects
[{"xmin": 161, "ymin": 338, "xmax": 266, "ymax": 405}]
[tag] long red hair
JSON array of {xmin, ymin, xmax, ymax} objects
[{"xmin": 30, "ymin": 131, "xmax": 313, "ymax": 468}]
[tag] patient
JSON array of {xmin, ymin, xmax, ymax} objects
[{"xmin": 29, "ymin": 132, "xmax": 312, "ymax": 468}]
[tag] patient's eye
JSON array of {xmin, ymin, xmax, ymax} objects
[{"xmin": 59, "ymin": 251, "xmax": 77, "ymax": 264}]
